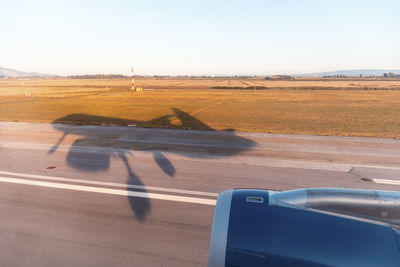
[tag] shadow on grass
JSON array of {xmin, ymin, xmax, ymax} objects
[{"xmin": 48, "ymin": 108, "xmax": 256, "ymax": 221}]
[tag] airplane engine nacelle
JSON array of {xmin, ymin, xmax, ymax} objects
[{"xmin": 208, "ymin": 188, "xmax": 400, "ymax": 267}]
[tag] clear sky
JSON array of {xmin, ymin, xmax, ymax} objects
[{"xmin": 1, "ymin": 0, "xmax": 399, "ymax": 76}]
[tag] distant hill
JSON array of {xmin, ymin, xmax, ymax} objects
[
  {"xmin": 295, "ymin": 69, "xmax": 400, "ymax": 77},
  {"xmin": 0, "ymin": 66, "xmax": 51, "ymax": 78}
]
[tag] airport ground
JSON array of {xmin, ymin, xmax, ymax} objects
[{"xmin": 1, "ymin": 78, "xmax": 400, "ymax": 266}]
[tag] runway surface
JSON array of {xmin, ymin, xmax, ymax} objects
[{"xmin": 0, "ymin": 121, "xmax": 399, "ymax": 266}]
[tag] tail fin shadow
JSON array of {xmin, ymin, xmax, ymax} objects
[{"xmin": 172, "ymin": 108, "xmax": 214, "ymax": 131}]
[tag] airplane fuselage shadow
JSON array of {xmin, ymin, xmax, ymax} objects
[{"xmin": 48, "ymin": 108, "xmax": 257, "ymax": 221}]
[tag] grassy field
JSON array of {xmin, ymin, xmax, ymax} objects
[{"xmin": 1, "ymin": 78, "xmax": 400, "ymax": 138}]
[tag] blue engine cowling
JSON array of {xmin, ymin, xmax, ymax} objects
[{"xmin": 208, "ymin": 188, "xmax": 400, "ymax": 267}]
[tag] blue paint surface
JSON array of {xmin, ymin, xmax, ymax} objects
[{"xmin": 225, "ymin": 189, "xmax": 400, "ymax": 267}]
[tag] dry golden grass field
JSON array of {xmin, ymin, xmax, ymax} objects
[{"xmin": 1, "ymin": 77, "xmax": 400, "ymax": 138}]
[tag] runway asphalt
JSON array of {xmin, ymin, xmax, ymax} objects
[{"xmin": 0, "ymin": 121, "xmax": 399, "ymax": 266}]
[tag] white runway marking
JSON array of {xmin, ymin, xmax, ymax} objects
[
  {"xmin": 0, "ymin": 171, "xmax": 218, "ymax": 197},
  {"xmin": 0, "ymin": 176, "xmax": 217, "ymax": 206},
  {"xmin": 363, "ymin": 178, "xmax": 400, "ymax": 186}
]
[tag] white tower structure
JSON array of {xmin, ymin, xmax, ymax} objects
[{"xmin": 130, "ymin": 68, "xmax": 135, "ymax": 93}]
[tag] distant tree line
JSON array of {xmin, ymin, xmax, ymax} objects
[
  {"xmin": 68, "ymin": 74, "xmax": 129, "ymax": 79},
  {"xmin": 383, "ymin": 72, "xmax": 400, "ymax": 78},
  {"xmin": 265, "ymin": 75, "xmax": 294, "ymax": 80},
  {"xmin": 323, "ymin": 74, "xmax": 349, "ymax": 78},
  {"xmin": 322, "ymin": 73, "xmax": 400, "ymax": 78}
]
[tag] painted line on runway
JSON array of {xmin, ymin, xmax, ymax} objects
[
  {"xmin": 0, "ymin": 176, "xmax": 217, "ymax": 206},
  {"xmin": 361, "ymin": 177, "xmax": 400, "ymax": 186},
  {"xmin": 0, "ymin": 171, "xmax": 218, "ymax": 197}
]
